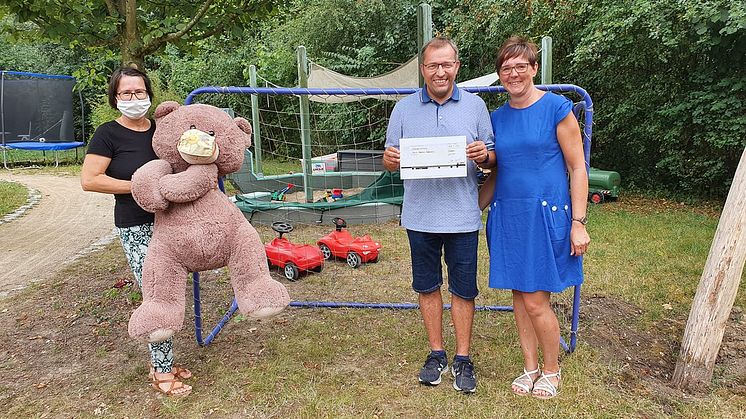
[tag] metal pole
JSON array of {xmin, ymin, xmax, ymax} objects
[
  {"xmin": 541, "ymin": 36, "xmax": 553, "ymax": 85},
  {"xmin": 297, "ymin": 46, "xmax": 313, "ymax": 203},
  {"xmin": 249, "ymin": 65, "xmax": 263, "ymax": 174},
  {"xmin": 416, "ymin": 3, "xmax": 433, "ymax": 89},
  {"xmin": 2, "ymin": 71, "xmax": 7, "ymax": 169}
]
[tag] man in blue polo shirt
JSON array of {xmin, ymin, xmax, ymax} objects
[{"xmin": 383, "ymin": 37, "xmax": 495, "ymax": 394}]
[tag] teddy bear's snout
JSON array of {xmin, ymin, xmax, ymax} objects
[{"xmin": 177, "ymin": 128, "xmax": 219, "ymax": 165}]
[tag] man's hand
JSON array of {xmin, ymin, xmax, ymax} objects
[
  {"xmin": 383, "ymin": 146, "xmax": 400, "ymax": 171},
  {"xmin": 466, "ymin": 140, "xmax": 488, "ymax": 163}
]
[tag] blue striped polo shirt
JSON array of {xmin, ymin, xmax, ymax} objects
[{"xmin": 385, "ymin": 85, "xmax": 495, "ymax": 233}]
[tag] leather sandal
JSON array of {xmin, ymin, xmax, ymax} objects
[
  {"xmin": 511, "ymin": 367, "xmax": 541, "ymax": 396},
  {"xmin": 532, "ymin": 369, "xmax": 561, "ymax": 399},
  {"xmin": 150, "ymin": 373, "xmax": 191, "ymax": 396},
  {"xmin": 149, "ymin": 364, "xmax": 192, "ymax": 380}
]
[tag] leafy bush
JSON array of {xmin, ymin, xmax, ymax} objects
[{"xmin": 567, "ymin": 0, "xmax": 745, "ymax": 197}]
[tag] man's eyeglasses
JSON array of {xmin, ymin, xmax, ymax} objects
[
  {"xmin": 422, "ymin": 61, "xmax": 458, "ymax": 72},
  {"xmin": 499, "ymin": 63, "xmax": 531, "ymax": 76},
  {"xmin": 117, "ymin": 90, "xmax": 148, "ymax": 101}
]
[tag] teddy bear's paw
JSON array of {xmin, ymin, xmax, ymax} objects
[
  {"xmin": 128, "ymin": 302, "xmax": 184, "ymax": 342},
  {"xmin": 131, "ymin": 160, "xmax": 172, "ymax": 212},
  {"xmin": 148, "ymin": 328, "xmax": 176, "ymax": 343},
  {"xmin": 247, "ymin": 306, "xmax": 286, "ymax": 319},
  {"xmin": 235, "ymin": 280, "xmax": 291, "ymax": 319}
]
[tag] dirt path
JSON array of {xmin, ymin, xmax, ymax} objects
[{"xmin": 0, "ymin": 172, "xmax": 116, "ymax": 297}]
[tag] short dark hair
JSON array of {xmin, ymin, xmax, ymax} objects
[
  {"xmin": 107, "ymin": 67, "xmax": 154, "ymax": 109},
  {"xmin": 495, "ymin": 36, "xmax": 538, "ymax": 71},
  {"xmin": 420, "ymin": 37, "xmax": 459, "ymax": 61}
]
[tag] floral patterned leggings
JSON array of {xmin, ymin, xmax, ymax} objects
[{"xmin": 117, "ymin": 223, "xmax": 175, "ymax": 374}]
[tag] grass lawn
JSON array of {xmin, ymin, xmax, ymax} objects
[
  {"xmin": 1, "ymin": 192, "xmax": 745, "ymax": 417},
  {"xmin": 0, "ymin": 180, "xmax": 28, "ymax": 217},
  {"xmin": 1, "ymin": 157, "xmax": 744, "ymax": 416}
]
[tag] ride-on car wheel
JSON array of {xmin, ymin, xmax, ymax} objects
[
  {"xmin": 284, "ymin": 262, "xmax": 299, "ymax": 281},
  {"xmin": 319, "ymin": 244, "xmax": 332, "ymax": 260},
  {"xmin": 589, "ymin": 192, "xmax": 604, "ymax": 204},
  {"xmin": 346, "ymin": 252, "xmax": 362, "ymax": 268}
]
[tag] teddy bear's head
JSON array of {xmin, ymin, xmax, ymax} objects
[{"xmin": 152, "ymin": 102, "xmax": 252, "ymax": 176}]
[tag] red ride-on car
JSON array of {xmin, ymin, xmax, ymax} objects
[
  {"xmin": 265, "ymin": 221, "xmax": 324, "ymax": 281},
  {"xmin": 317, "ymin": 217, "xmax": 382, "ymax": 268}
]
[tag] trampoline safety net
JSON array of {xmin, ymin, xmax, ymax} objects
[{"xmin": 1, "ymin": 72, "xmax": 76, "ymax": 145}]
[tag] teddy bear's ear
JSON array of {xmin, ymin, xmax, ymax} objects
[
  {"xmin": 234, "ymin": 117, "xmax": 253, "ymax": 146},
  {"xmin": 154, "ymin": 101, "xmax": 181, "ymax": 120}
]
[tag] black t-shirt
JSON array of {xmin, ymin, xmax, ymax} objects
[{"xmin": 87, "ymin": 120, "xmax": 158, "ymax": 228}]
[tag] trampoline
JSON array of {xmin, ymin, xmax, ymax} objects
[{"xmin": 1, "ymin": 70, "xmax": 85, "ymax": 168}]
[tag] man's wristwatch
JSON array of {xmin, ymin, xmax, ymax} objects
[{"xmin": 572, "ymin": 215, "xmax": 588, "ymax": 225}]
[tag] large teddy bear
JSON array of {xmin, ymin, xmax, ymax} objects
[{"xmin": 128, "ymin": 101, "xmax": 290, "ymax": 343}]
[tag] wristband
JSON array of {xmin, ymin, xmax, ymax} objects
[{"xmin": 572, "ymin": 216, "xmax": 588, "ymax": 225}]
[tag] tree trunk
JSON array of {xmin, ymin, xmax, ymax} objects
[
  {"xmin": 672, "ymin": 147, "xmax": 746, "ymax": 391},
  {"xmin": 120, "ymin": 0, "xmax": 143, "ymax": 68}
]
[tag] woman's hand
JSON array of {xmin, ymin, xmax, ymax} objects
[{"xmin": 570, "ymin": 223, "xmax": 590, "ymax": 256}]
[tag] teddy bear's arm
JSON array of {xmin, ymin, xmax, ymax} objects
[
  {"xmin": 131, "ymin": 159, "xmax": 173, "ymax": 212},
  {"xmin": 159, "ymin": 164, "xmax": 219, "ymax": 203}
]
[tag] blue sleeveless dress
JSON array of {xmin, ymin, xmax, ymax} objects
[{"xmin": 486, "ymin": 92, "xmax": 584, "ymax": 293}]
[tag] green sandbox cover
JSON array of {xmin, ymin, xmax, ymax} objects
[{"xmin": 235, "ymin": 171, "xmax": 403, "ymax": 212}]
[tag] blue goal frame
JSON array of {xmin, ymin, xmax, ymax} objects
[{"xmin": 187, "ymin": 84, "xmax": 593, "ymax": 353}]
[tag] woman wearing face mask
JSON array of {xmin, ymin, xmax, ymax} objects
[{"xmin": 81, "ymin": 67, "xmax": 192, "ymax": 396}]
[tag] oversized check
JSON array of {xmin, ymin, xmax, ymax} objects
[{"xmin": 399, "ymin": 135, "xmax": 467, "ymax": 180}]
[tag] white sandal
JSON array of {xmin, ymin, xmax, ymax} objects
[
  {"xmin": 511, "ymin": 367, "xmax": 541, "ymax": 396},
  {"xmin": 532, "ymin": 369, "xmax": 561, "ymax": 399}
]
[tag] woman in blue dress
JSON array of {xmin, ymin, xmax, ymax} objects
[{"xmin": 479, "ymin": 37, "xmax": 590, "ymax": 399}]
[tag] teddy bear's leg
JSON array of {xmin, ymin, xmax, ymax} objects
[
  {"xmin": 129, "ymin": 237, "xmax": 189, "ymax": 343},
  {"xmin": 229, "ymin": 223, "xmax": 291, "ymax": 318}
]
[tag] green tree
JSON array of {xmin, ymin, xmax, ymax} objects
[
  {"xmin": 3, "ymin": 0, "xmax": 280, "ymax": 69},
  {"xmin": 569, "ymin": 0, "xmax": 746, "ymax": 196}
]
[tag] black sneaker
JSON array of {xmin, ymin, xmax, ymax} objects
[
  {"xmin": 418, "ymin": 352, "xmax": 448, "ymax": 386},
  {"xmin": 452, "ymin": 359, "xmax": 477, "ymax": 393}
]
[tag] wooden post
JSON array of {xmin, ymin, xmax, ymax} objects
[
  {"xmin": 416, "ymin": 3, "xmax": 432, "ymax": 89},
  {"xmin": 672, "ymin": 147, "xmax": 746, "ymax": 390},
  {"xmin": 296, "ymin": 45, "xmax": 313, "ymax": 203},
  {"xmin": 541, "ymin": 36, "xmax": 552, "ymax": 85},
  {"xmin": 248, "ymin": 65, "xmax": 262, "ymax": 174}
]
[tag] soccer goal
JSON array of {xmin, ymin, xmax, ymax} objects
[{"xmin": 184, "ymin": 80, "xmax": 593, "ymax": 353}]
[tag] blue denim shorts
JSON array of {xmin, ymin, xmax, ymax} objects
[{"xmin": 406, "ymin": 229, "xmax": 479, "ymax": 300}]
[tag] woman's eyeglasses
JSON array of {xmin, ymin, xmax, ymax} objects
[
  {"xmin": 117, "ymin": 90, "xmax": 148, "ymax": 101},
  {"xmin": 499, "ymin": 63, "xmax": 531, "ymax": 76}
]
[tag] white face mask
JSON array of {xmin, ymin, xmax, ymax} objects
[{"xmin": 117, "ymin": 97, "xmax": 151, "ymax": 120}]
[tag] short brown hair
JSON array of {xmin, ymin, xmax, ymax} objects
[
  {"xmin": 421, "ymin": 37, "xmax": 459, "ymax": 61},
  {"xmin": 495, "ymin": 36, "xmax": 538, "ymax": 71},
  {"xmin": 107, "ymin": 67, "xmax": 154, "ymax": 109}
]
